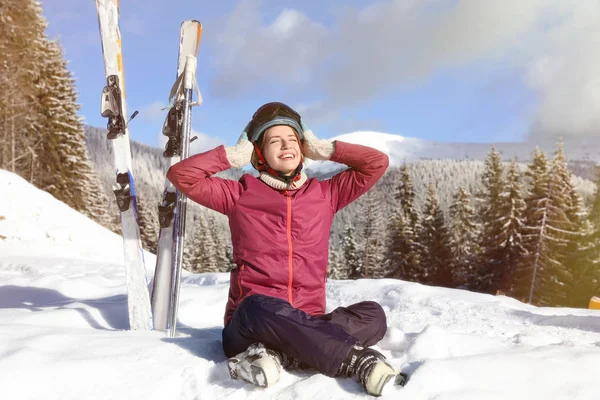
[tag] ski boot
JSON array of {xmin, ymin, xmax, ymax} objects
[
  {"xmin": 227, "ymin": 343, "xmax": 282, "ymax": 388},
  {"xmin": 338, "ymin": 345, "xmax": 408, "ymax": 397}
]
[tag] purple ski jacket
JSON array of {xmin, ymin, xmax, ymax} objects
[{"xmin": 166, "ymin": 141, "xmax": 389, "ymax": 325}]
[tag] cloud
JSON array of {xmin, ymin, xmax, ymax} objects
[
  {"xmin": 210, "ymin": 0, "xmax": 330, "ymax": 96},
  {"xmin": 211, "ymin": 0, "xmax": 600, "ymax": 140},
  {"xmin": 324, "ymin": 0, "xmax": 544, "ymax": 106},
  {"xmin": 523, "ymin": 2, "xmax": 600, "ymax": 140}
]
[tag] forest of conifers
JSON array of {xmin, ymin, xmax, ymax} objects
[{"xmin": 2, "ymin": 0, "xmax": 599, "ymax": 310}]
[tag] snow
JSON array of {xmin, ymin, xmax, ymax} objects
[{"xmin": 1, "ymin": 168, "xmax": 600, "ymax": 400}]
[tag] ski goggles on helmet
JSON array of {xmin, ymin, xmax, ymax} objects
[{"xmin": 247, "ymin": 102, "xmax": 304, "ymax": 143}]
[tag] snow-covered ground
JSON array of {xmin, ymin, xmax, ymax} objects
[{"xmin": 1, "ymin": 169, "xmax": 600, "ymax": 400}]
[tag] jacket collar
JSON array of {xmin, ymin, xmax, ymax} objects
[{"xmin": 259, "ymin": 171, "xmax": 308, "ymax": 191}]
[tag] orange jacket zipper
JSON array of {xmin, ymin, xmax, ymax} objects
[
  {"xmin": 286, "ymin": 195, "xmax": 293, "ymax": 305},
  {"xmin": 237, "ymin": 264, "xmax": 244, "ymax": 300}
]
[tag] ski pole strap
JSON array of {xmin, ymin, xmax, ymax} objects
[{"xmin": 167, "ymin": 69, "xmax": 202, "ymax": 107}]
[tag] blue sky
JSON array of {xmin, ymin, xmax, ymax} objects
[{"xmin": 42, "ymin": 0, "xmax": 599, "ymax": 151}]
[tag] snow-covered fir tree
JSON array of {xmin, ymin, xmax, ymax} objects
[
  {"xmin": 566, "ymin": 216, "xmax": 596, "ymax": 308},
  {"xmin": 385, "ymin": 163, "xmax": 420, "ymax": 279},
  {"xmin": 385, "ymin": 211, "xmax": 407, "ymax": 278},
  {"xmin": 224, "ymin": 242, "xmax": 236, "ymax": 272},
  {"xmin": 0, "ymin": 1, "xmax": 112, "ymax": 229},
  {"xmin": 538, "ymin": 144, "xmax": 579, "ymax": 305},
  {"xmin": 362, "ymin": 190, "xmax": 385, "ymax": 278},
  {"xmin": 136, "ymin": 196, "xmax": 158, "ymax": 253},
  {"xmin": 448, "ymin": 187, "xmax": 479, "ymax": 288},
  {"xmin": 516, "ymin": 147, "xmax": 573, "ymax": 306},
  {"xmin": 572, "ymin": 166, "xmax": 600, "ymax": 307},
  {"xmin": 189, "ymin": 215, "xmax": 218, "ymax": 273},
  {"xmin": 515, "ymin": 148, "xmax": 549, "ymax": 302},
  {"xmin": 476, "ymin": 145, "xmax": 507, "ymax": 293},
  {"xmin": 0, "ymin": 0, "xmax": 46, "ymax": 176},
  {"xmin": 342, "ymin": 224, "xmax": 362, "ymax": 280},
  {"xmin": 397, "ymin": 164, "xmax": 420, "ymax": 229},
  {"xmin": 418, "ymin": 184, "xmax": 453, "ymax": 287},
  {"xmin": 328, "ymin": 240, "xmax": 345, "ymax": 279},
  {"xmin": 209, "ymin": 215, "xmax": 231, "ymax": 272},
  {"xmin": 552, "ymin": 142, "xmax": 590, "ymax": 307},
  {"xmin": 35, "ymin": 39, "xmax": 113, "ymax": 228},
  {"xmin": 495, "ymin": 160, "xmax": 527, "ymax": 294},
  {"xmin": 183, "ymin": 239, "xmax": 194, "ymax": 272}
]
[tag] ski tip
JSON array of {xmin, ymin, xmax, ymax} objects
[
  {"xmin": 181, "ymin": 20, "xmax": 203, "ymax": 29},
  {"xmin": 180, "ymin": 20, "xmax": 203, "ymax": 51}
]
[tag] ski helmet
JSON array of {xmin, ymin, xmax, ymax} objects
[{"xmin": 246, "ymin": 102, "xmax": 304, "ymax": 144}]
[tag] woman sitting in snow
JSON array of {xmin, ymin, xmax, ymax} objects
[{"xmin": 167, "ymin": 102, "xmax": 407, "ymax": 396}]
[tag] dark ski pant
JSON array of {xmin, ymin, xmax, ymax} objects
[{"xmin": 222, "ymin": 294, "xmax": 387, "ymax": 377}]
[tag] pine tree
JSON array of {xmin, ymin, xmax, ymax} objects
[
  {"xmin": 553, "ymin": 141, "xmax": 591, "ymax": 307},
  {"xmin": 476, "ymin": 145, "xmax": 506, "ymax": 293},
  {"xmin": 514, "ymin": 148, "xmax": 549, "ymax": 301},
  {"xmin": 362, "ymin": 190, "xmax": 385, "ymax": 278},
  {"xmin": 495, "ymin": 160, "xmax": 527, "ymax": 293},
  {"xmin": 448, "ymin": 187, "xmax": 479, "ymax": 288},
  {"xmin": 0, "ymin": 0, "xmax": 47, "ymax": 176},
  {"xmin": 224, "ymin": 243, "xmax": 236, "ymax": 272},
  {"xmin": 34, "ymin": 40, "xmax": 114, "ymax": 228},
  {"xmin": 572, "ymin": 166, "xmax": 600, "ymax": 307},
  {"xmin": 567, "ymin": 217, "xmax": 597, "ymax": 307},
  {"xmin": 386, "ymin": 163, "xmax": 420, "ymax": 279},
  {"xmin": 137, "ymin": 196, "xmax": 158, "ymax": 253},
  {"xmin": 328, "ymin": 242, "xmax": 345, "ymax": 279},
  {"xmin": 0, "ymin": 1, "xmax": 113, "ymax": 229},
  {"xmin": 342, "ymin": 224, "xmax": 362, "ymax": 280},
  {"xmin": 183, "ymin": 237, "xmax": 194, "ymax": 272},
  {"xmin": 386, "ymin": 210, "xmax": 407, "ymax": 278},
  {"xmin": 397, "ymin": 164, "xmax": 420, "ymax": 229},
  {"xmin": 516, "ymin": 147, "xmax": 573, "ymax": 306},
  {"xmin": 190, "ymin": 215, "xmax": 218, "ymax": 273},
  {"xmin": 418, "ymin": 184, "xmax": 453, "ymax": 287},
  {"xmin": 209, "ymin": 215, "xmax": 230, "ymax": 272}
]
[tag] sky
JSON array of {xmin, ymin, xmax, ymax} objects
[
  {"xmin": 41, "ymin": 0, "xmax": 600, "ymax": 152},
  {"xmin": 1, "ymin": 168, "xmax": 600, "ymax": 399}
]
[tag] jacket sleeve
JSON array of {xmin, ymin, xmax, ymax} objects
[
  {"xmin": 166, "ymin": 145, "xmax": 242, "ymax": 215},
  {"xmin": 326, "ymin": 141, "xmax": 389, "ymax": 213}
]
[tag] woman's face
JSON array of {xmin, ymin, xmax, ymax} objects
[{"xmin": 261, "ymin": 125, "xmax": 302, "ymax": 176}]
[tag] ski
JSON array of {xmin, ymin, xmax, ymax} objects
[
  {"xmin": 151, "ymin": 20, "xmax": 203, "ymax": 336},
  {"xmin": 95, "ymin": 0, "xmax": 152, "ymax": 330}
]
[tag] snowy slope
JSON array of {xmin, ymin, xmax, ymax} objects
[{"xmin": 1, "ymin": 169, "xmax": 600, "ymax": 400}]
